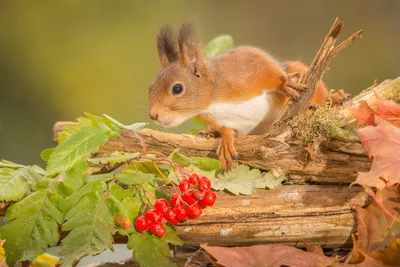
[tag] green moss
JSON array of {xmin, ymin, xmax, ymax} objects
[
  {"xmin": 382, "ymin": 79, "xmax": 400, "ymax": 101},
  {"xmin": 289, "ymin": 107, "xmax": 359, "ymax": 147}
]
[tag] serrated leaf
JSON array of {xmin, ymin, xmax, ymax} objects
[
  {"xmin": 213, "ymin": 165, "xmax": 283, "ymax": 195},
  {"xmin": 204, "ymin": 35, "xmax": 234, "ymax": 58},
  {"xmin": 47, "ymin": 127, "xmax": 110, "ymax": 176},
  {"xmin": 115, "ymin": 172, "xmax": 155, "ymax": 185},
  {"xmin": 191, "ymin": 157, "xmax": 222, "ymax": 171},
  {"xmin": 0, "ymin": 160, "xmax": 25, "ymax": 169},
  {"xmin": 169, "ymin": 151, "xmax": 222, "ymax": 171},
  {"xmin": 88, "ymin": 152, "xmax": 140, "ymax": 165},
  {"xmin": 58, "ymin": 180, "xmax": 107, "ymax": 212},
  {"xmin": 128, "ymin": 231, "xmax": 177, "ymax": 267},
  {"xmin": 84, "ymin": 173, "xmax": 114, "ymax": 184},
  {"xmin": 121, "ymin": 196, "xmax": 142, "ymax": 223},
  {"xmin": 108, "ymin": 183, "xmax": 129, "ymax": 201},
  {"xmin": 162, "ymin": 225, "xmax": 183, "ymax": 246},
  {"xmin": 0, "ymin": 188, "xmax": 63, "ymax": 267},
  {"xmin": 103, "ymin": 114, "xmax": 148, "ymax": 132},
  {"xmin": 59, "ymin": 191, "xmax": 116, "ymax": 266},
  {"xmin": 169, "ymin": 150, "xmax": 195, "ymax": 167},
  {"xmin": 55, "ymin": 161, "xmax": 87, "ymax": 197},
  {"xmin": 40, "ymin": 148, "xmax": 55, "ymax": 162},
  {"xmin": 57, "ymin": 124, "xmax": 82, "ymax": 144},
  {"xmin": 0, "ymin": 166, "xmax": 45, "ymax": 201}
]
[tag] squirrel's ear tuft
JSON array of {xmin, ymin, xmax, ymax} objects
[
  {"xmin": 178, "ymin": 21, "xmax": 208, "ymax": 77},
  {"xmin": 156, "ymin": 25, "xmax": 179, "ymax": 67},
  {"xmin": 178, "ymin": 21, "xmax": 203, "ymax": 66}
]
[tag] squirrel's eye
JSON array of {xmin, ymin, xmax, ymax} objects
[{"xmin": 172, "ymin": 83, "xmax": 184, "ymax": 95}]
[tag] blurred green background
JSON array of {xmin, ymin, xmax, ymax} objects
[{"xmin": 1, "ymin": 0, "xmax": 399, "ymax": 167}]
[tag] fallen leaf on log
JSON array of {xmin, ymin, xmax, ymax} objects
[
  {"xmin": 356, "ymin": 188, "xmax": 400, "ymax": 252},
  {"xmin": 351, "ymin": 120, "xmax": 400, "ymax": 189},
  {"xmin": 349, "ymin": 100, "xmax": 376, "ymax": 126}
]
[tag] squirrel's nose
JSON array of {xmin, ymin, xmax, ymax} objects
[{"xmin": 149, "ymin": 111, "xmax": 158, "ymax": 121}]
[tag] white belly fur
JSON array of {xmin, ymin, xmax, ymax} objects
[{"xmin": 204, "ymin": 91, "xmax": 270, "ymax": 135}]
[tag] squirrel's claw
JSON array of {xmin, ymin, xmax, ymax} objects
[
  {"xmin": 331, "ymin": 89, "xmax": 351, "ymax": 106},
  {"xmin": 217, "ymin": 133, "xmax": 238, "ymax": 172}
]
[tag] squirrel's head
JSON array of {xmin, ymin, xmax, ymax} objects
[{"xmin": 148, "ymin": 22, "xmax": 212, "ymax": 128}]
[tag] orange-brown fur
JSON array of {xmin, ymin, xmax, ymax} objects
[{"xmin": 148, "ymin": 22, "xmax": 342, "ymax": 171}]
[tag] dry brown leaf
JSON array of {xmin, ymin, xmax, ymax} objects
[
  {"xmin": 348, "ymin": 100, "xmax": 376, "ymax": 126},
  {"xmin": 374, "ymin": 93, "xmax": 400, "ymax": 127},
  {"xmin": 347, "ymin": 235, "xmax": 400, "ymax": 266},
  {"xmin": 305, "ymin": 242, "xmax": 325, "ymax": 257},
  {"xmin": 351, "ymin": 120, "xmax": 400, "ymax": 189},
  {"xmin": 356, "ymin": 188, "xmax": 400, "ymax": 252},
  {"xmin": 201, "ymin": 244, "xmax": 336, "ymax": 267}
]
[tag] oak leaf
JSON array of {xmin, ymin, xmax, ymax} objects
[
  {"xmin": 201, "ymin": 244, "xmax": 335, "ymax": 267},
  {"xmin": 349, "ymin": 100, "xmax": 376, "ymax": 126},
  {"xmin": 356, "ymin": 188, "xmax": 400, "ymax": 252},
  {"xmin": 374, "ymin": 94, "xmax": 400, "ymax": 127},
  {"xmin": 351, "ymin": 120, "xmax": 400, "ymax": 189}
]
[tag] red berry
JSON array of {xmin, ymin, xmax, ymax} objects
[
  {"xmin": 179, "ymin": 179, "xmax": 191, "ymax": 192},
  {"xmin": 198, "ymin": 181, "xmax": 210, "ymax": 191},
  {"xmin": 175, "ymin": 206, "xmax": 188, "ymax": 220},
  {"xmin": 189, "ymin": 173, "xmax": 200, "ymax": 185},
  {"xmin": 181, "ymin": 190, "xmax": 196, "ymax": 205},
  {"xmin": 170, "ymin": 193, "xmax": 180, "ymax": 208},
  {"xmin": 155, "ymin": 198, "xmax": 169, "ymax": 214},
  {"xmin": 187, "ymin": 204, "xmax": 203, "ymax": 219},
  {"xmin": 145, "ymin": 209, "xmax": 161, "ymax": 222},
  {"xmin": 192, "ymin": 190, "xmax": 203, "ymax": 201},
  {"xmin": 149, "ymin": 221, "xmax": 166, "ymax": 238},
  {"xmin": 135, "ymin": 216, "xmax": 149, "ymax": 232},
  {"xmin": 164, "ymin": 207, "xmax": 179, "ymax": 225},
  {"xmin": 197, "ymin": 176, "xmax": 211, "ymax": 192},
  {"xmin": 200, "ymin": 190, "xmax": 216, "ymax": 206}
]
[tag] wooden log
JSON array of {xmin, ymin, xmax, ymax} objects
[
  {"xmin": 0, "ymin": 185, "xmax": 366, "ymax": 248},
  {"xmin": 53, "ymin": 127, "xmax": 371, "ymax": 185},
  {"xmin": 174, "ymin": 185, "xmax": 368, "ymax": 248}
]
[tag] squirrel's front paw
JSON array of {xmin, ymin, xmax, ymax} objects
[
  {"xmin": 217, "ymin": 136, "xmax": 238, "ymax": 172},
  {"xmin": 196, "ymin": 130, "xmax": 220, "ymax": 139},
  {"xmin": 331, "ymin": 89, "xmax": 351, "ymax": 106}
]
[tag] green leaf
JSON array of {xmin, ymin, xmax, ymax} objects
[
  {"xmin": 128, "ymin": 231, "xmax": 177, "ymax": 267},
  {"xmin": 121, "ymin": 196, "xmax": 142, "ymax": 222},
  {"xmin": 191, "ymin": 157, "xmax": 222, "ymax": 171},
  {"xmin": 58, "ymin": 191, "xmax": 116, "ymax": 266},
  {"xmin": 115, "ymin": 172, "xmax": 155, "ymax": 185},
  {"xmin": 84, "ymin": 173, "xmax": 114, "ymax": 183},
  {"xmin": 57, "ymin": 123, "xmax": 82, "ymax": 144},
  {"xmin": 0, "ymin": 159, "xmax": 25, "ymax": 169},
  {"xmin": 88, "ymin": 152, "xmax": 140, "ymax": 165},
  {"xmin": 162, "ymin": 225, "xmax": 183, "ymax": 246},
  {"xmin": 169, "ymin": 151, "xmax": 222, "ymax": 171},
  {"xmin": 169, "ymin": 150, "xmax": 195, "ymax": 167},
  {"xmin": 204, "ymin": 35, "xmax": 234, "ymax": 58},
  {"xmin": 46, "ymin": 126, "xmax": 110, "ymax": 176},
  {"xmin": 54, "ymin": 161, "xmax": 87, "ymax": 197},
  {"xmin": 212, "ymin": 165, "xmax": 284, "ymax": 195},
  {"xmin": 58, "ymin": 180, "xmax": 107, "ymax": 212},
  {"xmin": 40, "ymin": 148, "xmax": 55, "ymax": 162},
  {"xmin": 103, "ymin": 114, "xmax": 148, "ymax": 132},
  {"xmin": 0, "ymin": 166, "xmax": 45, "ymax": 201},
  {"xmin": 108, "ymin": 183, "xmax": 129, "ymax": 201},
  {"xmin": 0, "ymin": 188, "xmax": 63, "ymax": 267}
]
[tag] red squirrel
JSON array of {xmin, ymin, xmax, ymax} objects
[{"xmin": 148, "ymin": 22, "xmax": 347, "ymax": 171}]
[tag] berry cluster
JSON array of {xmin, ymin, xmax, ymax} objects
[{"xmin": 135, "ymin": 174, "xmax": 216, "ymax": 238}]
